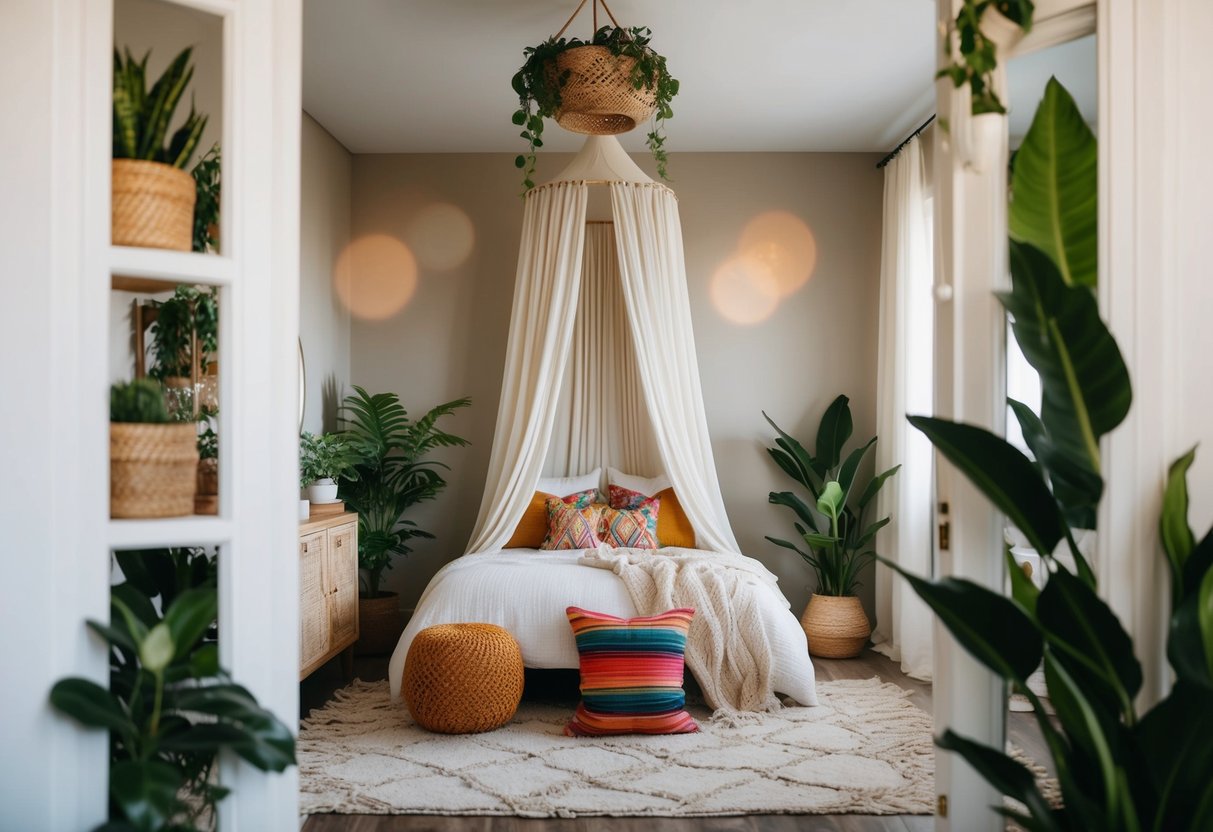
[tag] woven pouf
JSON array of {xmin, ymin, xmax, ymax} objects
[{"xmin": 402, "ymin": 623, "xmax": 524, "ymax": 734}]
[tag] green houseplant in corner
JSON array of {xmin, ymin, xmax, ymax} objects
[
  {"xmin": 338, "ymin": 386, "xmax": 470, "ymax": 654},
  {"xmin": 51, "ymin": 547, "xmax": 293, "ymax": 832},
  {"xmin": 764, "ymin": 394, "xmax": 900, "ymax": 658},
  {"xmin": 113, "ymin": 46, "xmax": 209, "ymax": 251},
  {"xmin": 299, "ymin": 431, "xmax": 360, "ymax": 505},
  {"xmin": 883, "ymin": 78, "xmax": 1213, "ymax": 830}
]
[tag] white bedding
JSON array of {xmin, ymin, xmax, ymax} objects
[{"xmin": 387, "ymin": 548, "xmax": 818, "ymax": 707}]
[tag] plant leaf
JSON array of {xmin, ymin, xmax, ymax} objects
[
  {"xmin": 109, "ymin": 759, "xmax": 183, "ymax": 832},
  {"xmin": 815, "ymin": 395, "xmax": 853, "ymax": 472},
  {"xmin": 1161, "ymin": 447, "xmax": 1198, "ymax": 603},
  {"xmin": 857, "ymin": 464, "xmax": 901, "ymax": 510},
  {"xmin": 837, "ymin": 437, "xmax": 876, "ymax": 507},
  {"xmin": 162, "ymin": 586, "xmax": 218, "ymax": 662},
  {"xmin": 1008, "ymin": 398, "xmax": 1101, "ymax": 530},
  {"xmin": 908, "ymin": 415, "xmax": 1064, "ymax": 559},
  {"xmin": 763, "ymin": 411, "xmax": 820, "ymax": 491},
  {"xmin": 1009, "ymin": 77, "xmax": 1098, "ymax": 288},
  {"xmin": 879, "ymin": 558, "xmax": 1042, "ymax": 682},
  {"xmin": 1136, "ymin": 681, "xmax": 1213, "ymax": 830},
  {"xmin": 49, "ymin": 678, "xmax": 131, "ymax": 734},
  {"xmin": 936, "ymin": 730, "xmax": 1061, "ymax": 831},
  {"xmin": 768, "ymin": 491, "xmax": 820, "ymax": 533}
]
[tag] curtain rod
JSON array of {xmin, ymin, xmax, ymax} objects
[{"xmin": 875, "ymin": 114, "xmax": 936, "ymax": 169}]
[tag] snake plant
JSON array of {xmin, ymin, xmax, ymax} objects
[{"xmin": 113, "ymin": 46, "xmax": 208, "ymax": 169}]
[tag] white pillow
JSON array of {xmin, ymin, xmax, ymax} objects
[
  {"xmin": 606, "ymin": 466, "xmax": 670, "ymax": 497},
  {"xmin": 537, "ymin": 467, "xmax": 602, "ymax": 498}
]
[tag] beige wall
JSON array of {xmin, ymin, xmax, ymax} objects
[
  {"xmin": 344, "ymin": 151, "xmax": 884, "ymax": 618},
  {"xmin": 300, "ymin": 113, "xmax": 352, "ymax": 433}
]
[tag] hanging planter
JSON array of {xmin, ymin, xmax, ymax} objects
[{"xmin": 511, "ymin": 0, "xmax": 679, "ymax": 191}]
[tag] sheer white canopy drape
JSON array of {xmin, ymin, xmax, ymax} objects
[
  {"xmin": 870, "ymin": 136, "xmax": 936, "ymax": 681},
  {"xmin": 465, "ymin": 178, "xmax": 739, "ymax": 555}
]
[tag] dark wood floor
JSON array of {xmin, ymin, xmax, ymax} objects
[{"xmin": 300, "ymin": 650, "xmax": 1044, "ymax": 832}]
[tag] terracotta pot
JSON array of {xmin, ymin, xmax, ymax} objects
[
  {"xmin": 800, "ymin": 594, "xmax": 871, "ymax": 659},
  {"xmin": 356, "ymin": 592, "xmax": 404, "ymax": 655}
]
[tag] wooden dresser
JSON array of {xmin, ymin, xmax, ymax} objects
[{"xmin": 299, "ymin": 511, "xmax": 359, "ymax": 680}]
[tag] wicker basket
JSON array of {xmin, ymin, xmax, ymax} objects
[
  {"xmin": 403, "ymin": 623, "xmax": 524, "ymax": 734},
  {"xmin": 110, "ymin": 422, "xmax": 200, "ymax": 518},
  {"xmin": 549, "ymin": 46, "xmax": 657, "ymax": 135},
  {"xmin": 112, "ymin": 159, "xmax": 196, "ymax": 251},
  {"xmin": 356, "ymin": 592, "xmax": 405, "ymax": 656},
  {"xmin": 801, "ymin": 594, "xmax": 871, "ymax": 659}
]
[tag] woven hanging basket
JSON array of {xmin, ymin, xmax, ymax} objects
[
  {"xmin": 112, "ymin": 159, "xmax": 196, "ymax": 251},
  {"xmin": 549, "ymin": 45, "xmax": 657, "ymax": 135},
  {"xmin": 800, "ymin": 594, "xmax": 872, "ymax": 659},
  {"xmin": 110, "ymin": 422, "xmax": 200, "ymax": 518}
]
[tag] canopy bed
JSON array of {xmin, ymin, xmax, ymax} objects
[{"xmin": 388, "ymin": 136, "xmax": 818, "ymax": 712}]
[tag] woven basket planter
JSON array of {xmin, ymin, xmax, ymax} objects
[
  {"xmin": 110, "ymin": 422, "xmax": 200, "ymax": 518},
  {"xmin": 356, "ymin": 592, "xmax": 405, "ymax": 656},
  {"xmin": 549, "ymin": 45, "xmax": 657, "ymax": 135},
  {"xmin": 112, "ymin": 159, "xmax": 196, "ymax": 251},
  {"xmin": 801, "ymin": 594, "xmax": 871, "ymax": 659}
]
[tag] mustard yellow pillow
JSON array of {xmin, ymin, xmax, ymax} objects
[{"xmin": 654, "ymin": 487, "xmax": 696, "ymax": 549}]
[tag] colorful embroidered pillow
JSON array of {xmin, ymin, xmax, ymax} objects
[
  {"xmin": 607, "ymin": 484, "xmax": 697, "ymax": 549},
  {"xmin": 506, "ymin": 488, "xmax": 596, "ymax": 548},
  {"xmin": 600, "ymin": 498, "xmax": 660, "ymax": 549},
  {"xmin": 565, "ymin": 606, "xmax": 699, "ymax": 736},
  {"xmin": 539, "ymin": 498, "xmax": 604, "ymax": 551}
]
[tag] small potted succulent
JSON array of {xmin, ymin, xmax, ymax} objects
[
  {"xmin": 112, "ymin": 47, "xmax": 209, "ymax": 251},
  {"xmin": 764, "ymin": 395, "xmax": 900, "ymax": 658},
  {"xmin": 110, "ymin": 378, "xmax": 199, "ymax": 518},
  {"xmin": 300, "ymin": 431, "xmax": 359, "ymax": 504},
  {"xmin": 511, "ymin": 18, "xmax": 679, "ymax": 190}
]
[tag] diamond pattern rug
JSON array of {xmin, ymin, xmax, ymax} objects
[{"xmin": 299, "ymin": 677, "xmax": 939, "ymax": 817}]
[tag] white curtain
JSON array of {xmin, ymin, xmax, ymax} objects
[
  {"xmin": 466, "ymin": 179, "xmax": 740, "ymax": 555},
  {"xmin": 870, "ymin": 137, "xmax": 936, "ymax": 681},
  {"xmin": 465, "ymin": 182, "xmax": 588, "ymax": 553}
]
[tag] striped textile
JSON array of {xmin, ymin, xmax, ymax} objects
[{"xmin": 564, "ymin": 606, "xmax": 699, "ymax": 736}]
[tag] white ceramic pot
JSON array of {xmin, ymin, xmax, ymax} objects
[
  {"xmin": 307, "ymin": 477, "xmax": 339, "ymax": 503},
  {"xmin": 298, "ymin": 498, "xmax": 311, "ymax": 521}
]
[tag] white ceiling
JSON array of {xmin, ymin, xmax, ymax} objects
[{"xmin": 303, "ymin": 0, "xmax": 939, "ymax": 154}]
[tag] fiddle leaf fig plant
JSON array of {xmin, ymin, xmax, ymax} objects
[
  {"xmin": 764, "ymin": 395, "xmax": 900, "ymax": 597},
  {"xmin": 511, "ymin": 24, "xmax": 679, "ymax": 191},
  {"xmin": 883, "ymin": 78, "xmax": 1213, "ymax": 831}
]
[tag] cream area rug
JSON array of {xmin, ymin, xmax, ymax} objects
[{"xmin": 299, "ymin": 677, "xmax": 937, "ymax": 817}]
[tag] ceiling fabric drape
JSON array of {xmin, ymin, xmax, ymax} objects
[{"xmin": 465, "ymin": 173, "xmax": 739, "ymax": 555}]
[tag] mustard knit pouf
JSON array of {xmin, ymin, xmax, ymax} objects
[{"xmin": 402, "ymin": 623, "xmax": 524, "ymax": 734}]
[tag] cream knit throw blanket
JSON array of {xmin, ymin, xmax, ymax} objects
[{"xmin": 578, "ymin": 548, "xmax": 783, "ymax": 716}]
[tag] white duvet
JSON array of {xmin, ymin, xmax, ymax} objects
[{"xmin": 387, "ymin": 548, "xmax": 818, "ymax": 706}]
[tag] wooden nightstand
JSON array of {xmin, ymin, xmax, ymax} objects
[{"xmin": 299, "ymin": 511, "xmax": 359, "ymax": 680}]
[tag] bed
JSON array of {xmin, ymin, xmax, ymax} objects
[{"xmin": 387, "ymin": 547, "xmax": 819, "ymax": 707}]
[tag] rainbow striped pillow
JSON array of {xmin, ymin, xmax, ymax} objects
[{"xmin": 564, "ymin": 606, "xmax": 699, "ymax": 736}]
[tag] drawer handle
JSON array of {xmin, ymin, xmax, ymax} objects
[
  {"xmin": 335, "ymin": 538, "xmax": 342, "ymax": 547},
  {"xmin": 302, "ymin": 543, "xmax": 308, "ymax": 553}
]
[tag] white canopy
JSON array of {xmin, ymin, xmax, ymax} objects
[{"xmin": 465, "ymin": 137, "xmax": 740, "ymax": 554}]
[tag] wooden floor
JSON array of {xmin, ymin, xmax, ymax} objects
[{"xmin": 300, "ymin": 650, "xmax": 1044, "ymax": 832}]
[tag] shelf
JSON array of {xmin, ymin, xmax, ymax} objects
[
  {"xmin": 110, "ymin": 246, "xmax": 234, "ymax": 288},
  {"xmin": 108, "ymin": 516, "xmax": 232, "ymax": 549}
]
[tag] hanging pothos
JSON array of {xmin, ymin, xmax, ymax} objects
[
  {"xmin": 938, "ymin": 0, "xmax": 1034, "ymax": 115},
  {"xmin": 511, "ymin": 25, "xmax": 679, "ymax": 192}
]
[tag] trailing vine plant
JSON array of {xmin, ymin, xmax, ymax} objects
[
  {"xmin": 938, "ymin": 0, "xmax": 1034, "ymax": 116},
  {"xmin": 511, "ymin": 24, "xmax": 679, "ymax": 192}
]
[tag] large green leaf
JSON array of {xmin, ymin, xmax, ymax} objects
[
  {"xmin": 1136, "ymin": 681, "xmax": 1213, "ymax": 830},
  {"xmin": 769, "ymin": 490, "xmax": 820, "ymax": 533},
  {"xmin": 171, "ymin": 683, "xmax": 295, "ymax": 771},
  {"xmin": 1170, "ymin": 571, "xmax": 1213, "ymax": 690},
  {"xmin": 1000, "ymin": 241, "xmax": 1132, "ymax": 475},
  {"xmin": 50, "ymin": 678, "xmax": 133, "ymax": 736},
  {"xmin": 815, "ymin": 394, "xmax": 853, "ymax": 472},
  {"xmin": 1037, "ymin": 569, "xmax": 1141, "ymax": 721},
  {"xmin": 1183, "ymin": 528, "xmax": 1213, "ymax": 599},
  {"xmin": 1009, "ymin": 76, "xmax": 1098, "ymax": 288},
  {"xmin": 837, "ymin": 437, "xmax": 876, "ymax": 508},
  {"xmin": 1008, "ymin": 398, "xmax": 1102, "ymax": 531},
  {"xmin": 880, "ymin": 559, "xmax": 1042, "ymax": 682},
  {"xmin": 857, "ymin": 464, "xmax": 900, "ymax": 510},
  {"xmin": 1161, "ymin": 447, "xmax": 1198, "ymax": 603},
  {"xmin": 908, "ymin": 415, "xmax": 1065, "ymax": 560},
  {"xmin": 764, "ymin": 410, "xmax": 821, "ymax": 494},
  {"xmin": 935, "ymin": 730, "xmax": 1060, "ymax": 832},
  {"xmin": 109, "ymin": 759, "xmax": 183, "ymax": 832},
  {"xmin": 162, "ymin": 586, "xmax": 218, "ymax": 662}
]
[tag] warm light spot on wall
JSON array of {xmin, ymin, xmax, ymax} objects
[
  {"xmin": 334, "ymin": 234, "xmax": 418, "ymax": 320},
  {"xmin": 405, "ymin": 202, "xmax": 476, "ymax": 271},
  {"xmin": 738, "ymin": 211, "xmax": 818, "ymax": 297},
  {"xmin": 710, "ymin": 255, "xmax": 781, "ymax": 325}
]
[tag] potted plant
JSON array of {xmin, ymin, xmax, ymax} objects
[
  {"xmin": 195, "ymin": 423, "xmax": 218, "ymax": 515},
  {"xmin": 764, "ymin": 395, "xmax": 900, "ymax": 658},
  {"xmin": 191, "ymin": 143, "xmax": 221, "ymax": 253},
  {"xmin": 338, "ymin": 386, "xmax": 471, "ymax": 654},
  {"xmin": 51, "ymin": 547, "xmax": 294, "ymax": 830},
  {"xmin": 110, "ymin": 378, "xmax": 199, "ymax": 518},
  {"xmin": 112, "ymin": 47, "xmax": 209, "ymax": 251},
  {"xmin": 299, "ymin": 431, "xmax": 359, "ymax": 504},
  {"xmin": 149, "ymin": 285, "xmax": 219, "ymax": 400},
  {"xmin": 512, "ymin": 17, "xmax": 679, "ymax": 190}
]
